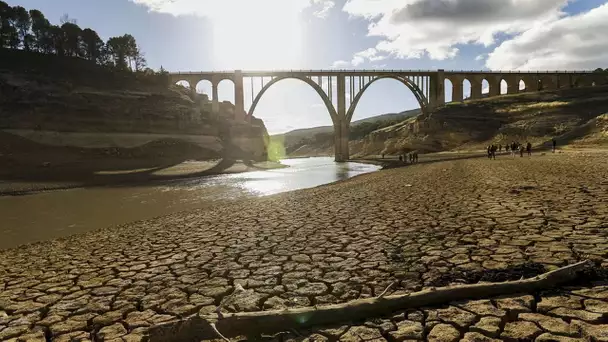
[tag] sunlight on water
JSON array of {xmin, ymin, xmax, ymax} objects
[
  {"xmin": 0, "ymin": 157, "xmax": 380, "ymax": 249},
  {"xmin": 169, "ymin": 157, "xmax": 381, "ymax": 197}
]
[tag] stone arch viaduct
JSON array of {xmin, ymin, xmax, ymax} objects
[{"xmin": 169, "ymin": 70, "xmax": 607, "ymax": 162}]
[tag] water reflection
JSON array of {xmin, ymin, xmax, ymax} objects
[
  {"xmin": 0, "ymin": 157, "xmax": 380, "ymax": 249},
  {"xmin": 170, "ymin": 157, "xmax": 380, "ymax": 196}
]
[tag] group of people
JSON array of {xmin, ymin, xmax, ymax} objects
[
  {"xmin": 487, "ymin": 142, "xmax": 532, "ymax": 159},
  {"xmin": 385, "ymin": 152, "xmax": 419, "ymax": 163},
  {"xmin": 487, "ymin": 139, "xmax": 558, "ymax": 159}
]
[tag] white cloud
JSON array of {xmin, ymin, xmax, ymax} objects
[
  {"xmin": 130, "ymin": 0, "xmax": 334, "ymax": 18},
  {"xmin": 342, "ymin": 0, "xmax": 568, "ymax": 60},
  {"xmin": 475, "ymin": 54, "xmax": 487, "ymax": 61},
  {"xmin": 331, "ymin": 47, "xmax": 388, "ymax": 68},
  {"xmin": 486, "ymin": 3, "xmax": 608, "ymax": 70},
  {"xmin": 331, "ymin": 60, "xmax": 351, "ymax": 68},
  {"xmin": 312, "ymin": 0, "xmax": 336, "ymax": 18}
]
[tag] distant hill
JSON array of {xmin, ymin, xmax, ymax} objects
[{"xmin": 271, "ymin": 109, "xmax": 420, "ymax": 156}]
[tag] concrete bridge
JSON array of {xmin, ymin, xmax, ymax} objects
[{"xmin": 169, "ymin": 70, "xmax": 606, "ymax": 162}]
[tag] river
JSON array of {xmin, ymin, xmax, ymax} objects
[{"xmin": 0, "ymin": 157, "xmax": 381, "ymax": 250}]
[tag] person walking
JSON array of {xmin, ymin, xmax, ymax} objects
[
  {"xmin": 519, "ymin": 144, "xmax": 525, "ymax": 157},
  {"xmin": 526, "ymin": 142, "xmax": 532, "ymax": 156},
  {"xmin": 552, "ymin": 138, "xmax": 557, "ymax": 153},
  {"xmin": 491, "ymin": 145, "xmax": 497, "ymax": 160}
]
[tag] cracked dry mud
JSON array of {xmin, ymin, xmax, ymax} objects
[{"xmin": 1, "ymin": 152, "xmax": 607, "ymax": 341}]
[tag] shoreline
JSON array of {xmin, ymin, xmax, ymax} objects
[{"xmin": 0, "ymin": 159, "xmax": 287, "ymax": 196}]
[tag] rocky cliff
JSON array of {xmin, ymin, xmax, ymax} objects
[
  {"xmin": 0, "ymin": 49, "xmax": 269, "ymax": 162},
  {"xmin": 353, "ymin": 85, "xmax": 608, "ymax": 156}
]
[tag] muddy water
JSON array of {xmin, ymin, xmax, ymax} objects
[{"xmin": 0, "ymin": 157, "xmax": 380, "ymax": 250}]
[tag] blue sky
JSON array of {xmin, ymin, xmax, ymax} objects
[{"xmin": 8, "ymin": 0, "xmax": 608, "ymax": 133}]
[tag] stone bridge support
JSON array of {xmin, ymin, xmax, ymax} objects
[
  {"xmin": 334, "ymin": 75, "xmax": 350, "ymax": 162},
  {"xmin": 503, "ymin": 75, "xmax": 519, "ymax": 95},
  {"xmin": 428, "ymin": 70, "xmax": 445, "ymax": 110},
  {"xmin": 234, "ymin": 71, "xmax": 245, "ymax": 116},
  {"xmin": 469, "ymin": 77, "xmax": 482, "ymax": 99},
  {"xmin": 211, "ymin": 76, "xmax": 220, "ymax": 114}
]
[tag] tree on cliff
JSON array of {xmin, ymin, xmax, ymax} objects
[
  {"xmin": 12, "ymin": 6, "xmax": 32, "ymax": 50},
  {"xmin": 61, "ymin": 22, "xmax": 82, "ymax": 57},
  {"xmin": 29, "ymin": 9, "xmax": 52, "ymax": 53},
  {"xmin": 0, "ymin": 1, "xmax": 19, "ymax": 49},
  {"xmin": 0, "ymin": 2, "xmax": 158, "ymax": 79},
  {"xmin": 81, "ymin": 28, "xmax": 104, "ymax": 63},
  {"xmin": 106, "ymin": 34, "xmax": 146, "ymax": 71}
]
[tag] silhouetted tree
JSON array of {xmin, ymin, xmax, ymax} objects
[
  {"xmin": 29, "ymin": 9, "xmax": 51, "ymax": 53},
  {"xmin": 81, "ymin": 28, "xmax": 103, "ymax": 62},
  {"xmin": 1, "ymin": 3, "xmax": 163, "ymax": 82},
  {"xmin": 12, "ymin": 6, "xmax": 31, "ymax": 50},
  {"xmin": 134, "ymin": 47, "xmax": 147, "ymax": 71},
  {"xmin": 49, "ymin": 24, "xmax": 65, "ymax": 56},
  {"xmin": 106, "ymin": 35, "xmax": 129, "ymax": 70},
  {"xmin": 60, "ymin": 22, "xmax": 82, "ymax": 56},
  {"xmin": 59, "ymin": 13, "xmax": 76, "ymax": 25},
  {"xmin": 0, "ymin": 2, "xmax": 19, "ymax": 49}
]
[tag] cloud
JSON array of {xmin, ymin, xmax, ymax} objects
[
  {"xmin": 332, "ymin": 47, "xmax": 388, "ymax": 68},
  {"xmin": 475, "ymin": 54, "xmax": 486, "ymax": 61},
  {"xmin": 486, "ymin": 3, "xmax": 608, "ymax": 70},
  {"xmin": 331, "ymin": 60, "xmax": 351, "ymax": 68},
  {"xmin": 312, "ymin": 0, "xmax": 336, "ymax": 18},
  {"xmin": 130, "ymin": 0, "xmax": 334, "ymax": 18},
  {"xmin": 342, "ymin": 0, "xmax": 568, "ymax": 60}
]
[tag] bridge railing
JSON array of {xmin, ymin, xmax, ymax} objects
[{"xmin": 170, "ymin": 69, "xmax": 595, "ymax": 75}]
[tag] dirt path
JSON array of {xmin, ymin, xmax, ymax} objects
[{"xmin": 0, "ymin": 152, "xmax": 607, "ymax": 341}]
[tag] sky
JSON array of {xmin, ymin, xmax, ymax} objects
[{"xmin": 8, "ymin": 0, "xmax": 608, "ymax": 133}]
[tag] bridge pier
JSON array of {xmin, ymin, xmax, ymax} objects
[
  {"xmin": 428, "ymin": 70, "xmax": 445, "ymax": 110},
  {"xmin": 452, "ymin": 81, "xmax": 463, "ymax": 102},
  {"xmin": 334, "ymin": 75, "xmax": 349, "ymax": 162},
  {"xmin": 470, "ymin": 79, "xmax": 482, "ymax": 99},
  {"xmin": 234, "ymin": 70, "xmax": 245, "ymax": 116},
  {"xmin": 211, "ymin": 76, "xmax": 220, "ymax": 115}
]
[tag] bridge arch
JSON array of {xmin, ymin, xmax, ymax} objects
[
  {"xmin": 518, "ymin": 78, "xmax": 526, "ymax": 92},
  {"xmin": 346, "ymin": 75, "xmax": 428, "ymax": 123},
  {"xmin": 175, "ymin": 79, "xmax": 192, "ymax": 90},
  {"xmin": 247, "ymin": 76, "xmax": 338, "ymax": 122},
  {"xmin": 444, "ymin": 78, "xmax": 454, "ymax": 103}
]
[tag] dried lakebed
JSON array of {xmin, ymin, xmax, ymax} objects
[{"xmin": 0, "ymin": 152, "xmax": 607, "ymax": 341}]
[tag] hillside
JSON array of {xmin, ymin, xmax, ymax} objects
[
  {"xmin": 0, "ymin": 49, "xmax": 270, "ymax": 186},
  {"xmin": 355, "ymin": 85, "xmax": 608, "ymax": 156},
  {"xmin": 270, "ymin": 86, "xmax": 608, "ymax": 158},
  {"xmin": 271, "ymin": 109, "xmax": 420, "ymax": 156}
]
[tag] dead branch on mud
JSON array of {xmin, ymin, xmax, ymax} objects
[{"xmin": 149, "ymin": 260, "xmax": 592, "ymax": 342}]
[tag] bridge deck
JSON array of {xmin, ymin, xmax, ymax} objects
[{"xmin": 169, "ymin": 70, "xmax": 594, "ymax": 77}]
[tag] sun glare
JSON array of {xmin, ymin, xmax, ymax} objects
[{"xmin": 210, "ymin": 2, "xmax": 305, "ymax": 70}]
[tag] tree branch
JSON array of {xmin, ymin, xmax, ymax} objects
[{"xmin": 149, "ymin": 260, "xmax": 592, "ymax": 342}]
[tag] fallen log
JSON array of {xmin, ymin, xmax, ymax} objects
[{"xmin": 149, "ymin": 259, "xmax": 592, "ymax": 342}]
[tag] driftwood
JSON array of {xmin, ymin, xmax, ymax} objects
[{"xmin": 149, "ymin": 260, "xmax": 592, "ymax": 342}]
